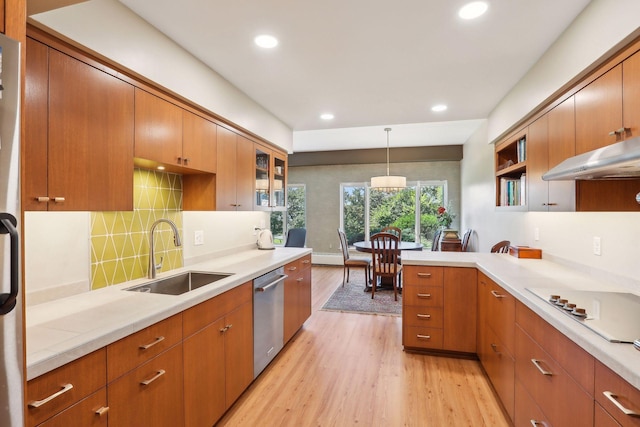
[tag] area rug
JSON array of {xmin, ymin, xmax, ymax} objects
[{"xmin": 321, "ymin": 270, "xmax": 402, "ymax": 316}]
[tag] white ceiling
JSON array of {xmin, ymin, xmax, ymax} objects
[{"xmin": 116, "ymin": 0, "xmax": 591, "ymax": 151}]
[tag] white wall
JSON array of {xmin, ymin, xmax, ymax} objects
[
  {"xmin": 488, "ymin": 0, "xmax": 640, "ymax": 142},
  {"xmin": 31, "ymin": 0, "xmax": 293, "ymax": 152}
]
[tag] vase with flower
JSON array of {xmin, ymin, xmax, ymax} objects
[{"xmin": 436, "ymin": 205, "xmax": 458, "ymax": 239}]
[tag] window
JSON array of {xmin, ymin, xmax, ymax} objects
[
  {"xmin": 340, "ymin": 181, "xmax": 447, "ymax": 248},
  {"xmin": 271, "ymin": 184, "xmax": 306, "ymax": 245}
]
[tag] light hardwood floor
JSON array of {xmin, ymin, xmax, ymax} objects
[{"xmin": 217, "ymin": 266, "xmax": 510, "ymax": 426}]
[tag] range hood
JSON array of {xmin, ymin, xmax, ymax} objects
[{"xmin": 542, "ymin": 136, "xmax": 640, "ymax": 180}]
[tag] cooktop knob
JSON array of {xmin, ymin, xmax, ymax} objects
[
  {"xmin": 563, "ymin": 302, "xmax": 577, "ymax": 311},
  {"xmin": 556, "ymin": 298, "xmax": 568, "ymax": 306},
  {"xmin": 572, "ymin": 307, "xmax": 587, "ymax": 317},
  {"xmin": 550, "ymin": 294, "xmax": 561, "ymax": 303}
]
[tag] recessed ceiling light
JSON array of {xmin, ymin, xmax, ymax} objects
[
  {"xmin": 157, "ymin": 165, "xmax": 165, "ymax": 171},
  {"xmin": 431, "ymin": 104, "xmax": 448, "ymax": 112},
  {"xmin": 320, "ymin": 113, "xmax": 335, "ymax": 120},
  {"xmin": 458, "ymin": 1, "xmax": 488, "ymax": 20},
  {"xmin": 254, "ymin": 34, "xmax": 278, "ymax": 49}
]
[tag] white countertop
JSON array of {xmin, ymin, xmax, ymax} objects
[
  {"xmin": 26, "ymin": 247, "xmax": 311, "ymax": 380},
  {"xmin": 401, "ymin": 251, "xmax": 640, "ymax": 390}
]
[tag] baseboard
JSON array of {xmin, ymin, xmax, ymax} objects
[{"xmin": 311, "ymin": 253, "xmax": 342, "ymax": 266}]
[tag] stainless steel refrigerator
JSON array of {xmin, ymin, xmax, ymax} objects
[{"xmin": 0, "ymin": 32, "xmax": 24, "ymax": 426}]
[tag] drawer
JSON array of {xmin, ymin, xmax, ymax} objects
[
  {"xmin": 515, "ymin": 324, "xmax": 594, "ymax": 427},
  {"xmin": 107, "ymin": 314, "xmax": 182, "ymax": 382},
  {"xmin": 403, "ymin": 266, "xmax": 443, "ymax": 287},
  {"xmin": 596, "ymin": 402, "xmax": 624, "ymax": 427},
  {"xmin": 403, "ymin": 285, "xmax": 443, "ymax": 307},
  {"xmin": 595, "ymin": 360, "xmax": 640, "ymax": 427},
  {"xmin": 299, "ymin": 254, "xmax": 312, "ymax": 271},
  {"xmin": 479, "ymin": 273, "xmax": 514, "ymax": 352},
  {"xmin": 403, "ymin": 306, "xmax": 443, "ymax": 328},
  {"xmin": 27, "ymin": 349, "xmax": 106, "ymax": 427},
  {"xmin": 38, "ymin": 388, "xmax": 108, "ymax": 427},
  {"xmin": 183, "ymin": 281, "xmax": 252, "ymax": 337},
  {"xmin": 284, "ymin": 258, "xmax": 302, "ymax": 275},
  {"xmin": 515, "ymin": 380, "xmax": 548, "ymax": 427},
  {"xmin": 479, "ymin": 323, "xmax": 514, "ymax": 421},
  {"xmin": 516, "ymin": 301, "xmax": 594, "ymax": 394},
  {"xmin": 403, "ymin": 325, "xmax": 443, "ymax": 350}
]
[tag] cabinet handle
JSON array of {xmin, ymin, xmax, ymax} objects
[
  {"xmin": 531, "ymin": 359, "xmax": 553, "ymax": 376},
  {"xmin": 297, "ymin": 277, "xmax": 304, "ymax": 282},
  {"xmin": 177, "ymin": 156, "xmax": 182, "ymax": 164},
  {"xmin": 608, "ymin": 127, "xmax": 631, "ymax": 136},
  {"xmin": 53, "ymin": 197, "xmax": 65, "ymax": 203},
  {"xmin": 530, "ymin": 420, "xmax": 547, "ymax": 426},
  {"xmin": 140, "ymin": 369, "xmax": 166, "ymax": 386},
  {"xmin": 603, "ymin": 391, "xmax": 640, "ymax": 417},
  {"xmin": 139, "ymin": 336, "xmax": 165, "ymax": 350},
  {"xmin": 183, "ymin": 158, "xmax": 189, "ymax": 165},
  {"xmin": 28, "ymin": 383, "xmax": 74, "ymax": 408},
  {"xmin": 36, "ymin": 196, "xmax": 50, "ymax": 202},
  {"xmin": 220, "ymin": 324, "xmax": 233, "ymax": 333},
  {"xmin": 416, "ymin": 314, "xmax": 431, "ymax": 319},
  {"xmin": 542, "ymin": 202, "xmax": 558, "ymax": 206},
  {"xmin": 490, "ymin": 290, "xmax": 505, "ymax": 299},
  {"xmin": 95, "ymin": 406, "xmax": 110, "ymax": 416},
  {"xmin": 416, "ymin": 293, "xmax": 432, "ymax": 298},
  {"xmin": 302, "ymin": 259, "xmax": 310, "ymax": 264},
  {"xmin": 490, "ymin": 343, "xmax": 499, "ymax": 353},
  {"xmin": 417, "ymin": 272, "xmax": 432, "ymax": 278},
  {"xmin": 416, "ymin": 334, "xmax": 431, "ymax": 340},
  {"xmin": 288, "ymin": 266, "xmax": 297, "ymax": 271}
]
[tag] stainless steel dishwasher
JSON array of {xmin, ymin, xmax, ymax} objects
[{"xmin": 253, "ymin": 267, "xmax": 287, "ymax": 378}]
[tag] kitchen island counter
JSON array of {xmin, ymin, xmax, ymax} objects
[
  {"xmin": 401, "ymin": 250, "xmax": 640, "ymax": 390},
  {"xmin": 26, "ymin": 247, "xmax": 311, "ymax": 380}
]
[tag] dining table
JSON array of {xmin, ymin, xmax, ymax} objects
[{"xmin": 352, "ymin": 240, "xmax": 423, "ymax": 291}]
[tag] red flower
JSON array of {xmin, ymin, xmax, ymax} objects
[{"xmin": 437, "ymin": 206, "xmax": 446, "ymax": 215}]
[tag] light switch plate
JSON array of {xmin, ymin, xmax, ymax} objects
[
  {"xmin": 593, "ymin": 236, "xmax": 601, "ymax": 256},
  {"xmin": 194, "ymin": 230, "xmax": 204, "ymax": 246}
]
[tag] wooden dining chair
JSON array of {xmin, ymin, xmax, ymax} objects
[
  {"xmin": 370, "ymin": 232, "xmax": 401, "ymax": 301},
  {"xmin": 461, "ymin": 229, "xmax": 473, "ymax": 252},
  {"xmin": 337, "ymin": 229, "xmax": 371, "ymax": 287},
  {"xmin": 381, "ymin": 226, "xmax": 402, "ymax": 241},
  {"xmin": 431, "ymin": 229, "xmax": 442, "ymax": 251},
  {"xmin": 491, "ymin": 240, "xmax": 511, "ymax": 253}
]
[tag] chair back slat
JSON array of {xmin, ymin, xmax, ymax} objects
[
  {"xmin": 371, "ymin": 232, "xmax": 400, "ymax": 275},
  {"xmin": 337, "ymin": 229, "xmax": 350, "ymax": 261}
]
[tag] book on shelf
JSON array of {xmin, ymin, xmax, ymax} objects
[
  {"xmin": 499, "ymin": 173, "xmax": 526, "ymax": 206},
  {"xmin": 516, "ymin": 137, "xmax": 526, "ymax": 163}
]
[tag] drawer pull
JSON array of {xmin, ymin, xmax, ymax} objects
[
  {"xmin": 531, "ymin": 359, "xmax": 553, "ymax": 376},
  {"xmin": 141, "ymin": 369, "xmax": 166, "ymax": 386},
  {"xmin": 417, "ymin": 272, "xmax": 432, "ymax": 278},
  {"xmin": 28, "ymin": 383, "xmax": 74, "ymax": 408},
  {"xmin": 36, "ymin": 196, "xmax": 50, "ymax": 202},
  {"xmin": 416, "ymin": 334, "xmax": 431, "ymax": 340},
  {"xmin": 288, "ymin": 266, "xmax": 297, "ymax": 271},
  {"xmin": 490, "ymin": 290, "xmax": 505, "ymax": 299},
  {"xmin": 220, "ymin": 324, "xmax": 233, "ymax": 333},
  {"xmin": 302, "ymin": 259, "xmax": 310, "ymax": 264},
  {"xmin": 416, "ymin": 314, "xmax": 432, "ymax": 319},
  {"xmin": 417, "ymin": 293, "xmax": 432, "ymax": 299},
  {"xmin": 95, "ymin": 406, "xmax": 110, "ymax": 416},
  {"xmin": 603, "ymin": 391, "xmax": 640, "ymax": 417},
  {"xmin": 297, "ymin": 277, "xmax": 304, "ymax": 282},
  {"xmin": 53, "ymin": 197, "xmax": 65, "ymax": 203},
  {"xmin": 139, "ymin": 336, "xmax": 165, "ymax": 350}
]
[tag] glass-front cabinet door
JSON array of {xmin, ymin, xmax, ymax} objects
[
  {"xmin": 273, "ymin": 153, "xmax": 286, "ymax": 210},
  {"xmin": 255, "ymin": 146, "xmax": 271, "ymax": 209}
]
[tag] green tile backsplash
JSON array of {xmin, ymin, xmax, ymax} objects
[{"xmin": 90, "ymin": 169, "xmax": 183, "ymax": 289}]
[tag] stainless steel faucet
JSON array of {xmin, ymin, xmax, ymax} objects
[{"xmin": 148, "ymin": 219, "xmax": 182, "ymax": 279}]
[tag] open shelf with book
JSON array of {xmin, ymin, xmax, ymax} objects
[{"xmin": 495, "ymin": 130, "xmax": 527, "ymax": 208}]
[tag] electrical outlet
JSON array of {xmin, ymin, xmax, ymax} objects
[
  {"xmin": 534, "ymin": 227, "xmax": 540, "ymax": 241},
  {"xmin": 593, "ymin": 236, "xmax": 601, "ymax": 256},
  {"xmin": 194, "ymin": 230, "xmax": 204, "ymax": 246}
]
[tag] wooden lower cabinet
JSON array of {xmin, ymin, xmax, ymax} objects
[
  {"xmin": 284, "ymin": 254, "xmax": 312, "ymax": 343},
  {"xmin": 477, "ymin": 271, "xmax": 515, "ymax": 421},
  {"xmin": 26, "ymin": 349, "xmax": 107, "ymax": 427},
  {"xmin": 183, "ymin": 282, "xmax": 254, "ymax": 427},
  {"xmin": 37, "ymin": 389, "xmax": 108, "ymax": 427},
  {"xmin": 595, "ymin": 360, "xmax": 640, "ymax": 427},
  {"xmin": 402, "ymin": 266, "xmax": 476, "ymax": 353},
  {"xmin": 107, "ymin": 344, "xmax": 184, "ymax": 427}
]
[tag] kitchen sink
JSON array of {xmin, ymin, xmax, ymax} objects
[{"xmin": 124, "ymin": 271, "xmax": 233, "ymax": 295}]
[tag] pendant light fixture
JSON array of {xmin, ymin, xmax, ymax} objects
[{"xmin": 370, "ymin": 128, "xmax": 406, "ymax": 190}]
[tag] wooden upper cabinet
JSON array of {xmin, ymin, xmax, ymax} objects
[
  {"xmin": 547, "ymin": 96, "xmax": 576, "ymax": 211},
  {"xmin": 47, "ymin": 49, "xmax": 134, "ymax": 211},
  {"xmin": 623, "ymin": 50, "xmax": 640, "ymax": 140},
  {"xmin": 182, "ymin": 110, "xmax": 217, "ymax": 173},
  {"xmin": 575, "ymin": 64, "xmax": 623, "ymax": 154},
  {"xmin": 134, "ymin": 88, "xmax": 183, "ymax": 167},
  {"xmin": 23, "ymin": 37, "xmax": 48, "ymax": 211},
  {"xmin": 236, "ymin": 135, "xmax": 255, "ymax": 211},
  {"xmin": 216, "ymin": 126, "xmax": 239, "ymax": 211},
  {"xmin": 526, "ymin": 116, "xmax": 549, "ymax": 212}
]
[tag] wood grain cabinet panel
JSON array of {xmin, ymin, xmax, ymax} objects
[
  {"xmin": 37, "ymin": 389, "xmax": 108, "ymax": 427},
  {"xmin": 526, "ymin": 115, "xmax": 549, "ymax": 212},
  {"xmin": 575, "ymin": 64, "xmax": 623, "ymax": 154},
  {"xmin": 216, "ymin": 127, "xmax": 254, "ymax": 211},
  {"xmin": 547, "ymin": 96, "xmax": 576, "ymax": 211},
  {"xmin": 181, "ymin": 110, "xmax": 217, "ymax": 173},
  {"xmin": 284, "ymin": 254, "xmax": 312, "ymax": 343},
  {"xmin": 24, "ymin": 42, "xmax": 134, "ymax": 211},
  {"xmin": 595, "ymin": 360, "xmax": 640, "ymax": 427},
  {"xmin": 443, "ymin": 267, "xmax": 476, "ymax": 353},
  {"xmin": 134, "ymin": 88, "xmax": 183, "ymax": 167},
  {"xmin": 623, "ymin": 50, "xmax": 640, "ymax": 140},
  {"xmin": 26, "ymin": 349, "xmax": 106, "ymax": 427},
  {"xmin": 107, "ymin": 343, "xmax": 184, "ymax": 427}
]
